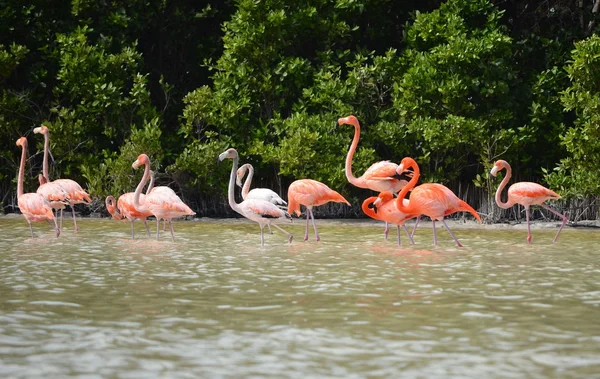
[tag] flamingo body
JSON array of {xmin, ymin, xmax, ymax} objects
[
  {"xmin": 362, "ymin": 191, "xmax": 418, "ymax": 245},
  {"xmin": 237, "ymin": 163, "xmax": 287, "ymax": 207}
]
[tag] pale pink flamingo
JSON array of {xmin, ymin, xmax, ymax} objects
[
  {"xmin": 361, "ymin": 191, "xmax": 419, "ymax": 246},
  {"xmin": 490, "ymin": 160, "xmax": 567, "ymax": 243},
  {"xmin": 132, "ymin": 154, "xmax": 195, "ymax": 241},
  {"xmin": 34, "ymin": 125, "xmax": 91, "ymax": 232},
  {"xmin": 218, "ymin": 148, "xmax": 293, "ymax": 246},
  {"xmin": 395, "ymin": 157, "xmax": 481, "ymax": 247},
  {"xmin": 287, "ymin": 179, "xmax": 350, "ymax": 241},
  {"xmin": 337, "ymin": 115, "xmax": 409, "ymax": 239},
  {"xmin": 148, "ymin": 170, "xmax": 173, "ymax": 231},
  {"xmin": 237, "ymin": 163, "xmax": 287, "ymax": 234},
  {"xmin": 15, "ymin": 137, "xmax": 60, "ymax": 238}
]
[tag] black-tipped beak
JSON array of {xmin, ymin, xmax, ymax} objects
[
  {"xmin": 368, "ymin": 202, "xmax": 378, "ymax": 214},
  {"xmin": 336, "ymin": 120, "xmax": 340, "ymax": 126}
]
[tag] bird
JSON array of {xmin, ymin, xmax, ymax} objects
[
  {"xmin": 148, "ymin": 170, "xmax": 174, "ymax": 232},
  {"xmin": 218, "ymin": 148, "xmax": 293, "ymax": 246},
  {"xmin": 337, "ymin": 115, "xmax": 409, "ymax": 239},
  {"xmin": 236, "ymin": 163, "xmax": 287, "ymax": 234},
  {"xmin": 15, "ymin": 137, "xmax": 60, "ymax": 238},
  {"xmin": 287, "ymin": 179, "xmax": 350, "ymax": 241},
  {"xmin": 33, "ymin": 125, "xmax": 91, "ymax": 232},
  {"xmin": 490, "ymin": 159, "xmax": 567, "ymax": 243},
  {"xmin": 361, "ymin": 191, "xmax": 419, "ymax": 246},
  {"xmin": 131, "ymin": 154, "xmax": 195, "ymax": 241},
  {"xmin": 395, "ymin": 157, "xmax": 481, "ymax": 247},
  {"xmin": 105, "ymin": 170, "xmax": 157, "ymax": 239}
]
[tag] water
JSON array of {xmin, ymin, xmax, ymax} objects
[{"xmin": 0, "ymin": 215, "xmax": 599, "ymax": 378}]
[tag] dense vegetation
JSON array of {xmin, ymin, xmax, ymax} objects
[{"xmin": 2, "ymin": 0, "xmax": 600, "ymax": 221}]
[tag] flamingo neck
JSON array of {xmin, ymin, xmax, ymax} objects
[
  {"xmin": 106, "ymin": 196, "xmax": 121, "ymax": 219},
  {"xmin": 344, "ymin": 123, "xmax": 361, "ymax": 186},
  {"xmin": 227, "ymin": 155, "xmax": 242, "ymax": 213},
  {"xmin": 147, "ymin": 172, "xmax": 155, "ymax": 193},
  {"xmin": 17, "ymin": 142, "xmax": 27, "ymax": 198},
  {"xmin": 241, "ymin": 165, "xmax": 253, "ymax": 200},
  {"xmin": 395, "ymin": 162, "xmax": 420, "ymax": 214},
  {"xmin": 361, "ymin": 197, "xmax": 378, "ymax": 220},
  {"xmin": 133, "ymin": 160, "xmax": 150, "ymax": 208},
  {"xmin": 42, "ymin": 131, "xmax": 50, "ymax": 181},
  {"xmin": 495, "ymin": 164, "xmax": 514, "ymax": 209}
]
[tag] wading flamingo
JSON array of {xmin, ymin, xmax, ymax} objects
[
  {"xmin": 362, "ymin": 191, "xmax": 418, "ymax": 246},
  {"xmin": 490, "ymin": 160, "xmax": 567, "ymax": 243},
  {"xmin": 287, "ymin": 179, "xmax": 350, "ymax": 241},
  {"xmin": 218, "ymin": 148, "xmax": 293, "ymax": 246},
  {"xmin": 237, "ymin": 163, "xmax": 287, "ymax": 234},
  {"xmin": 15, "ymin": 137, "xmax": 60, "ymax": 238},
  {"xmin": 395, "ymin": 157, "xmax": 481, "ymax": 247},
  {"xmin": 34, "ymin": 125, "xmax": 91, "ymax": 232},
  {"xmin": 337, "ymin": 115, "xmax": 409, "ymax": 239},
  {"xmin": 132, "ymin": 154, "xmax": 195, "ymax": 241},
  {"xmin": 36, "ymin": 174, "xmax": 70, "ymax": 224}
]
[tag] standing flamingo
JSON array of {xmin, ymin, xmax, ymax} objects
[
  {"xmin": 237, "ymin": 163, "xmax": 287, "ymax": 234},
  {"xmin": 287, "ymin": 179, "xmax": 350, "ymax": 241},
  {"xmin": 132, "ymin": 154, "xmax": 195, "ymax": 241},
  {"xmin": 337, "ymin": 115, "xmax": 409, "ymax": 239},
  {"xmin": 490, "ymin": 160, "xmax": 567, "ymax": 243},
  {"xmin": 15, "ymin": 137, "xmax": 60, "ymax": 238},
  {"xmin": 395, "ymin": 157, "xmax": 481, "ymax": 247},
  {"xmin": 218, "ymin": 148, "xmax": 293, "ymax": 246},
  {"xmin": 362, "ymin": 191, "xmax": 418, "ymax": 246},
  {"xmin": 33, "ymin": 125, "xmax": 91, "ymax": 232}
]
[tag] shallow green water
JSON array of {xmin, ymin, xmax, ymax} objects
[{"xmin": 0, "ymin": 216, "xmax": 599, "ymax": 378}]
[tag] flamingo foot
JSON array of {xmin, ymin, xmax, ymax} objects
[
  {"xmin": 288, "ymin": 235, "xmax": 293, "ymax": 243},
  {"xmin": 527, "ymin": 234, "xmax": 532, "ymax": 244}
]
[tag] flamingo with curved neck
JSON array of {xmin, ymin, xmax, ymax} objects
[
  {"xmin": 218, "ymin": 148, "xmax": 292, "ymax": 246},
  {"xmin": 490, "ymin": 159, "xmax": 566, "ymax": 243},
  {"xmin": 16, "ymin": 137, "xmax": 59, "ymax": 238},
  {"xmin": 395, "ymin": 157, "xmax": 481, "ymax": 247},
  {"xmin": 361, "ymin": 191, "xmax": 417, "ymax": 246},
  {"xmin": 132, "ymin": 154, "xmax": 195, "ymax": 241}
]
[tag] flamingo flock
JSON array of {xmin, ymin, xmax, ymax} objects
[{"xmin": 13, "ymin": 116, "xmax": 568, "ymax": 246}]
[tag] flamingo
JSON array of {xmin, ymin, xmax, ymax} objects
[
  {"xmin": 490, "ymin": 160, "xmax": 567, "ymax": 243},
  {"xmin": 237, "ymin": 163, "xmax": 287, "ymax": 234},
  {"xmin": 218, "ymin": 148, "xmax": 293, "ymax": 246},
  {"xmin": 148, "ymin": 170, "xmax": 174, "ymax": 232},
  {"xmin": 15, "ymin": 137, "xmax": 60, "ymax": 238},
  {"xmin": 362, "ymin": 191, "xmax": 418, "ymax": 246},
  {"xmin": 395, "ymin": 157, "xmax": 481, "ymax": 247},
  {"xmin": 287, "ymin": 179, "xmax": 350, "ymax": 241},
  {"xmin": 337, "ymin": 115, "xmax": 409, "ymax": 239},
  {"xmin": 33, "ymin": 125, "xmax": 91, "ymax": 232},
  {"xmin": 131, "ymin": 154, "xmax": 195, "ymax": 241}
]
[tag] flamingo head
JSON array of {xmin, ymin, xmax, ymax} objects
[
  {"xmin": 33, "ymin": 125, "xmax": 49, "ymax": 135},
  {"xmin": 397, "ymin": 157, "xmax": 418, "ymax": 175},
  {"xmin": 490, "ymin": 160, "xmax": 509, "ymax": 177},
  {"xmin": 132, "ymin": 153, "xmax": 149, "ymax": 169},
  {"xmin": 377, "ymin": 191, "xmax": 394, "ymax": 204},
  {"xmin": 336, "ymin": 115, "xmax": 359, "ymax": 128},
  {"xmin": 16, "ymin": 137, "xmax": 27, "ymax": 147},
  {"xmin": 236, "ymin": 163, "xmax": 250, "ymax": 187},
  {"xmin": 217, "ymin": 148, "xmax": 238, "ymax": 164}
]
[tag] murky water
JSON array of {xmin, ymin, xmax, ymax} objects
[{"xmin": 0, "ymin": 215, "xmax": 599, "ymax": 378}]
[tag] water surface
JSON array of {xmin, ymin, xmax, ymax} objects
[{"xmin": 1, "ymin": 216, "xmax": 599, "ymax": 378}]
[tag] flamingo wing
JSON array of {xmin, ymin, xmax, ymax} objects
[
  {"xmin": 247, "ymin": 188, "xmax": 287, "ymax": 206},
  {"xmin": 508, "ymin": 182, "xmax": 561, "ymax": 205},
  {"xmin": 244, "ymin": 199, "xmax": 291, "ymax": 220},
  {"xmin": 53, "ymin": 179, "xmax": 91, "ymax": 204},
  {"xmin": 19, "ymin": 193, "xmax": 54, "ymax": 221}
]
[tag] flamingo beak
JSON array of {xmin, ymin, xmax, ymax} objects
[
  {"xmin": 132, "ymin": 159, "xmax": 140, "ymax": 169},
  {"xmin": 490, "ymin": 166, "xmax": 499, "ymax": 177},
  {"xmin": 33, "ymin": 127, "xmax": 42, "ymax": 134}
]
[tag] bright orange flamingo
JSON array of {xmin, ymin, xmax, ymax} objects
[
  {"xmin": 15, "ymin": 137, "xmax": 60, "ymax": 238},
  {"xmin": 132, "ymin": 154, "xmax": 195, "ymax": 241},
  {"xmin": 337, "ymin": 115, "xmax": 409, "ymax": 239},
  {"xmin": 395, "ymin": 157, "xmax": 481, "ymax": 247},
  {"xmin": 34, "ymin": 125, "xmax": 91, "ymax": 232},
  {"xmin": 218, "ymin": 148, "xmax": 293, "ymax": 246},
  {"xmin": 362, "ymin": 191, "xmax": 419, "ymax": 246},
  {"xmin": 287, "ymin": 179, "xmax": 350, "ymax": 241},
  {"xmin": 490, "ymin": 160, "xmax": 567, "ymax": 243}
]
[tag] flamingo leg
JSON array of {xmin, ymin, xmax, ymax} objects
[
  {"xmin": 259, "ymin": 224, "xmax": 265, "ymax": 246},
  {"xmin": 304, "ymin": 211, "xmax": 310, "ymax": 241},
  {"xmin": 410, "ymin": 216, "xmax": 420, "ymax": 238},
  {"xmin": 396, "ymin": 225, "xmax": 401, "ymax": 246},
  {"xmin": 525, "ymin": 206, "xmax": 532, "ymax": 244},
  {"xmin": 71, "ymin": 205, "xmax": 78, "ymax": 232},
  {"xmin": 440, "ymin": 219, "xmax": 463, "ymax": 248},
  {"xmin": 169, "ymin": 220, "xmax": 175, "ymax": 241},
  {"xmin": 403, "ymin": 225, "xmax": 415, "ymax": 245},
  {"xmin": 60, "ymin": 209, "xmax": 64, "ymax": 232},
  {"xmin": 163, "ymin": 219, "xmax": 167, "ymax": 231},
  {"xmin": 156, "ymin": 218, "xmax": 161, "ymax": 240},
  {"xmin": 384, "ymin": 221, "xmax": 389, "ymax": 240},
  {"xmin": 131, "ymin": 220, "xmax": 135, "ymax": 239},
  {"xmin": 432, "ymin": 220, "xmax": 437, "ymax": 246},
  {"xmin": 541, "ymin": 204, "xmax": 568, "ymax": 243},
  {"xmin": 309, "ymin": 208, "xmax": 320, "ymax": 241},
  {"xmin": 268, "ymin": 224, "xmax": 273, "ymax": 234},
  {"xmin": 143, "ymin": 219, "xmax": 151, "ymax": 237},
  {"xmin": 272, "ymin": 224, "xmax": 293, "ymax": 244},
  {"xmin": 27, "ymin": 221, "xmax": 34, "ymax": 238}
]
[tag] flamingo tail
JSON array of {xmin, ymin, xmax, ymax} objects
[{"xmin": 458, "ymin": 199, "xmax": 481, "ymax": 223}]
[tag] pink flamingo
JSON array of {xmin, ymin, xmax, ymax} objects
[
  {"xmin": 361, "ymin": 191, "xmax": 419, "ymax": 246},
  {"xmin": 132, "ymin": 154, "xmax": 195, "ymax": 241},
  {"xmin": 15, "ymin": 137, "xmax": 60, "ymax": 238},
  {"xmin": 490, "ymin": 160, "xmax": 567, "ymax": 243},
  {"xmin": 395, "ymin": 157, "xmax": 481, "ymax": 247},
  {"xmin": 218, "ymin": 148, "xmax": 293, "ymax": 246},
  {"xmin": 287, "ymin": 179, "xmax": 350, "ymax": 241},
  {"xmin": 337, "ymin": 115, "xmax": 409, "ymax": 238},
  {"xmin": 34, "ymin": 125, "xmax": 91, "ymax": 232}
]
